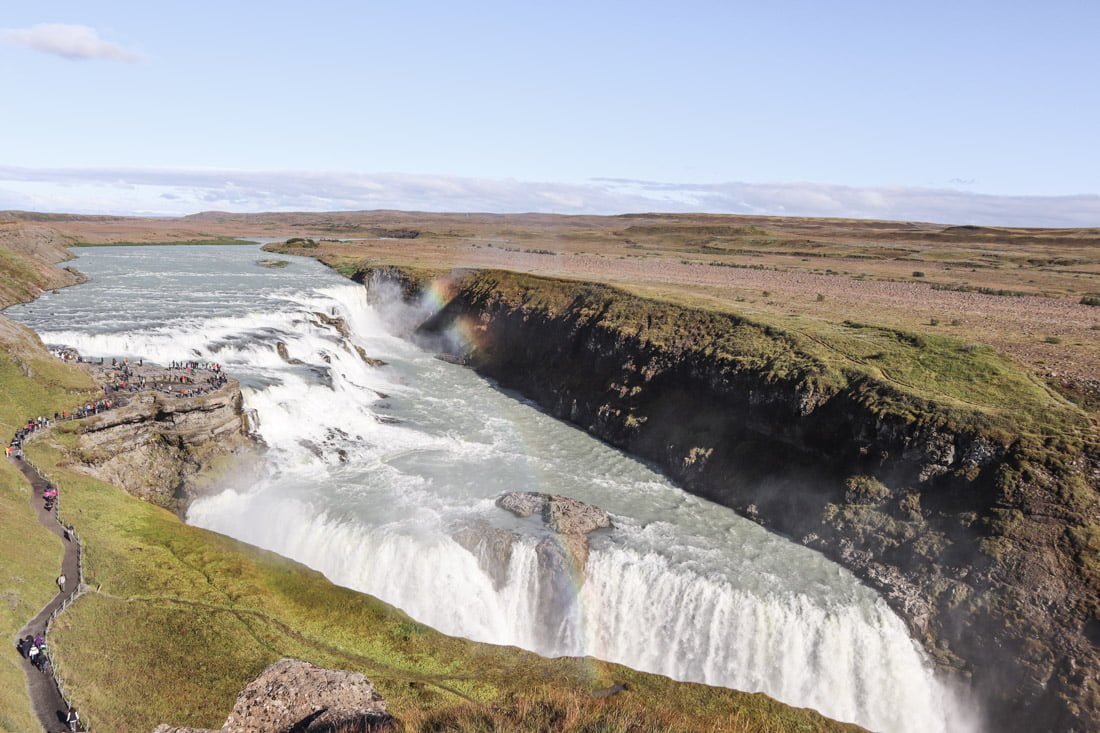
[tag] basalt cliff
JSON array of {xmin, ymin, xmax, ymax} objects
[{"xmin": 402, "ymin": 268, "xmax": 1100, "ymax": 733}]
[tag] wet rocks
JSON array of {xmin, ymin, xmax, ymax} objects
[
  {"xmin": 497, "ymin": 492, "xmax": 612, "ymax": 535},
  {"xmin": 154, "ymin": 658, "xmax": 391, "ymax": 733},
  {"xmin": 452, "ymin": 520, "xmax": 518, "ymax": 590},
  {"xmin": 453, "ymin": 493, "xmax": 612, "ymax": 593},
  {"xmin": 354, "ymin": 344, "xmax": 386, "ymax": 367},
  {"xmin": 275, "ymin": 342, "xmax": 304, "ymax": 365},
  {"xmin": 311, "ymin": 311, "xmax": 351, "ymax": 338},
  {"xmin": 497, "ymin": 492, "xmax": 612, "ymax": 586}
]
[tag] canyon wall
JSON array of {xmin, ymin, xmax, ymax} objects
[{"xmin": 411, "ymin": 269, "xmax": 1100, "ymax": 733}]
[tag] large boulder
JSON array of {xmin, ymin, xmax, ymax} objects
[
  {"xmin": 496, "ymin": 492, "xmax": 612, "ymax": 535},
  {"xmin": 154, "ymin": 658, "xmax": 391, "ymax": 733}
]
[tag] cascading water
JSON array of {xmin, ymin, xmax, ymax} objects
[{"xmin": 6, "ymin": 245, "xmax": 979, "ymax": 732}]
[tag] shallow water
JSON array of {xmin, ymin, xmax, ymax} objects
[{"xmin": 7, "ymin": 244, "xmax": 977, "ymax": 732}]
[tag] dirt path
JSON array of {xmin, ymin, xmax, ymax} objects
[{"xmin": 12, "ymin": 456, "xmax": 84, "ymax": 732}]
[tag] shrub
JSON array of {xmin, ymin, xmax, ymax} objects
[
  {"xmin": 285, "ymin": 237, "xmax": 318, "ymax": 248},
  {"xmin": 1043, "ymin": 336, "xmax": 1062, "ymax": 344},
  {"xmin": 845, "ymin": 475, "xmax": 890, "ymax": 504},
  {"xmin": 1081, "ymin": 294, "xmax": 1100, "ymax": 307},
  {"xmin": 912, "ymin": 271, "xmax": 926, "ymax": 278},
  {"xmin": 929, "ymin": 317, "xmax": 939, "ymax": 326},
  {"xmin": 815, "ymin": 293, "xmax": 825, "ymax": 302}
]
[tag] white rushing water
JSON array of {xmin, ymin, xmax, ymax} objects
[{"xmin": 6, "ymin": 245, "xmax": 979, "ymax": 732}]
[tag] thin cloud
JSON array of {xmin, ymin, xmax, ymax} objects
[
  {"xmin": 1, "ymin": 24, "xmax": 141, "ymax": 63},
  {"xmin": 0, "ymin": 166, "xmax": 1098, "ymax": 227}
]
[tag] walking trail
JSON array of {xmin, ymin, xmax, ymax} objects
[{"xmin": 13, "ymin": 454, "xmax": 84, "ymax": 732}]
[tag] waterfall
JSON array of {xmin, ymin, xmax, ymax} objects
[{"xmin": 12, "ymin": 246, "xmax": 979, "ymax": 733}]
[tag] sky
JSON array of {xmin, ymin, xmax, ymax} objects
[{"xmin": 1, "ymin": 1, "xmax": 1098, "ymax": 225}]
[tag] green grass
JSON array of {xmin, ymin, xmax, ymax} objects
[
  {"xmin": 0, "ymin": 324, "xmax": 97, "ymax": 732},
  {"xmin": 0, "ymin": 458, "xmax": 62, "ymax": 733},
  {"xmin": 24, "ymin": 436, "xmax": 859, "ymax": 733},
  {"xmin": 70, "ymin": 238, "xmax": 256, "ymax": 247}
]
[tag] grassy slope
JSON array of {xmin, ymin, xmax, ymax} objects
[
  {"xmin": 26, "ymin": 436, "xmax": 858, "ymax": 733},
  {"xmin": 427, "ymin": 268, "xmax": 1092, "ymax": 444},
  {"xmin": 0, "ymin": 325, "xmax": 97, "ymax": 732}
]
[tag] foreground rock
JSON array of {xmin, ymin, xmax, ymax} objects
[{"xmin": 152, "ymin": 658, "xmax": 391, "ymax": 733}]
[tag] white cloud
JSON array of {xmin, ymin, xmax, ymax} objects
[
  {"xmin": 1, "ymin": 24, "xmax": 141, "ymax": 63},
  {"xmin": 0, "ymin": 166, "xmax": 1097, "ymax": 227}
]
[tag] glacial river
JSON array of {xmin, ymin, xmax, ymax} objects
[{"xmin": 6, "ymin": 245, "xmax": 977, "ymax": 732}]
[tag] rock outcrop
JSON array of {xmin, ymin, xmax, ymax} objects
[
  {"xmin": 416, "ymin": 269, "xmax": 1100, "ymax": 733},
  {"xmin": 72, "ymin": 382, "xmax": 256, "ymax": 511},
  {"xmin": 497, "ymin": 492, "xmax": 611, "ymax": 589},
  {"xmin": 497, "ymin": 491, "xmax": 613, "ymax": 536},
  {"xmin": 454, "ymin": 492, "xmax": 612, "ymax": 591},
  {"xmin": 452, "ymin": 520, "xmax": 518, "ymax": 590},
  {"xmin": 275, "ymin": 341, "xmax": 304, "ymax": 365},
  {"xmin": 152, "ymin": 658, "xmax": 391, "ymax": 733}
]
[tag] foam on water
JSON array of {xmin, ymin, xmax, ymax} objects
[{"xmin": 6, "ymin": 245, "xmax": 980, "ymax": 732}]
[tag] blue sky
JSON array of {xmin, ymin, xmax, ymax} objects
[{"xmin": 2, "ymin": 1, "xmax": 1099, "ymax": 223}]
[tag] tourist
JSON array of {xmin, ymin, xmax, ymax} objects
[
  {"xmin": 57, "ymin": 574, "xmax": 66, "ymax": 592},
  {"xmin": 66, "ymin": 706, "xmax": 80, "ymax": 731}
]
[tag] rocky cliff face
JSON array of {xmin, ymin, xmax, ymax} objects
[
  {"xmin": 72, "ymin": 384, "xmax": 257, "ymax": 512},
  {"xmin": 414, "ymin": 270, "xmax": 1100, "ymax": 733}
]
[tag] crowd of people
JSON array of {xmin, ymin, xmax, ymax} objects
[{"xmin": 17, "ymin": 634, "xmax": 50, "ymax": 673}]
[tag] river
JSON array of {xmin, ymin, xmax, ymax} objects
[{"xmin": 6, "ymin": 244, "xmax": 977, "ymax": 732}]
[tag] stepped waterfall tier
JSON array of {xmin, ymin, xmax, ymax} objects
[{"xmin": 7, "ymin": 244, "xmax": 978, "ymax": 733}]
